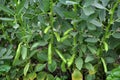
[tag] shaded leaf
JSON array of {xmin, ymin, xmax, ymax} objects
[
  {"xmin": 46, "ymin": 74, "xmax": 54, "ymax": 80},
  {"xmin": 35, "ymin": 64, "xmax": 46, "ymax": 72},
  {"xmin": 16, "ymin": 0, "xmax": 26, "ymax": 15},
  {"xmin": 112, "ymin": 32, "xmax": 120, "ymax": 39},
  {"xmin": 38, "ymin": 0, "xmax": 50, "ymax": 12},
  {"xmin": 90, "ymin": 19, "xmax": 102, "ymax": 27},
  {"xmin": 48, "ymin": 60, "xmax": 57, "ymax": 72},
  {"xmin": 75, "ymin": 57, "xmax": 83, "ymax": 70},
  {"xmin": 83, "ymin": 7, "xmax": 95, "ymax": 16},
  {"xmin": 85, "ymin": 37, "xmax": 98, "ymax": 43},
  {"xmin": 37, "ymin": 72, "xmax": 47, "ymax": 80},
  {"xmin": 0, "ymin": 65, "xmax": 11, "ymax": 72},
  {"xmin": 92, "ymin": 3, "xmax": 106, "ymax": 9},
  {"xmin": 0, "ymin": 4, "xmax": 14, "ymax": 15},
  {"xmin": 84, "ymin": 0, "xmax": 95, "ymax": 7}
]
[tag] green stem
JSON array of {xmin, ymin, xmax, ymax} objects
[
  {"xmin": 99, "ymin": 0, "xmax": 120, "ymax": 55},
  {"xmin": 105, "ymin": 0, "xmax": 120, "ymax": 38}
]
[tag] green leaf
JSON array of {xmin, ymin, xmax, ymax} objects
[
  {"xmin": 13, "ymin": 42, "xmax": 22, "ymax": 66},
  {"xmin": 0, "ymin": 48, "xmax": 7, "ymax": 57},
  {"xmin": 87, "ymin": 45, "xmax": 97, "ymax": 54},
  {"xmin": 72, "ymin": 69, "xmax": 83, "ymax": 80},
  {"xmin": 63, "ymin": 10, "xmax": 77, "ymax": 19},
  {"xmin": 0, "ymin": 47, "xmax": 13, "ymax": 60},
  {"xmin": 55, "ymin": 77, "xmax": 61, "ymax": 80},
  {"xmin": 90, "ymin": 19, "xmax": 102, "ymax": 27},
  {"xmin": 106, "ymin": 66, "xmax": 120, "ymax": 80},
  {"xmin": 112, "ymin": 32, "xmax": 120, "ymax": 38},
  {"xmin": 54, "ymin": 6, "xmax": 77, "ymax": 19},
  {"xmin": 0, "ymin": 17, "xmax": 14, "ymax": 21},
  {"xmin": 13, "ymin": 23, "xmax": 19, "ymax": 29},
  {"xmin": 31, "ymin": 41, "xmax": 48, "ymax": 50},
  {"xmin": 59, "ymin": 0, "xmax": 80, "ymax": 5},
  {"xmin": 85, "ymin": 37, "xmax": 98, "ymax": 43},
  {"xmin": 105, "ymin": 57, "xmax": 115, "ymax": 63},
  {"xmin": 83, "ymin": 6, "xmax": 95, "ymax": 16},
  {"xmin": 99, "ymin": 10, "xmax": 106, "ymax": 21},
  {"xmin": 61, "ymin": 62, "xmax": 66, "ymax": 72},
  {"xmin": 38, "ymin": 0, "xmax": 50, "ymax": 12},
  {"xmin": 86, "ymin": 74, "xmax": 95, "ymax": 80},
  {"xmin": 87, "ymin": 23, "xmax": 96, "ymax": 30},
  {"xmin": 37, "ymin": 51, "xmax": 48, "ymax": 62},
  {"xmin": 85, "ymin": 55, "xmax": 94, "ymax": 63},
  {"xmin": 0, "ymin": 4, "xmax": 14, "ymax": 15},
  {"xmin": 0, "ymin": 65, "xmax": 11, "ymax": 72},
  {"xmin": 48, "ymin": 60, "xmax": 57, "ymax": 72},
  {"xmin": 117, "ymin": 6, "xmax": 120, "ymax": 18},
  {"xmin": 25, "ymin": 72, "xmax": 37, "ymax": 80},
  {"xmin": 85, "ymin": 63, "xmax": 96, "ymax": 75},
  {"xmin": 37, "ymin": 72, "xmax": 47, "ymax": 80},
  {"xmin": 100, "ymin": 0, "xmax": 110, "ymax": 6},
  {"xmin": 21, "ymin": 45, "xmax": 27, "ymax": 60},
  {"xmin": 24, "ymin": 62, "xmax": 30, "ymax": 76},
  {"xmin": 54, "ymin": 6, "xmax": 64, "ymax": 18},
  {"xmin": 92, "ymin": 3, "xmax": 106, "ymax": 9},
  {"xmin": 16, "ymin": 0, "xmax": 26, "ymax": 15},
  {"xmin": 81, "ymin": 44, "xmax": 87, "ymax": 53},
  {"xmin": 35, "ymin": 64, "xmax": 46, "ymax": 72},
  {"xmin": 75, "ymin": 57, "xmax": 83, "ymax": 70},
  {"xmin": 84, "ymin": 0, "xmax": 95, "ymax": 7},
  {"xmin": 65, "ymin": 1, "xmax": 78, "ymax": 5},
  {"xmin": 46, "ymin": 74, "xmax": 54, "ymax": 80}
]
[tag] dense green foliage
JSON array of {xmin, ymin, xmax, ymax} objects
[{"xmin": 0, "ymin": 0, "xmax": 120, "ymax": 80}]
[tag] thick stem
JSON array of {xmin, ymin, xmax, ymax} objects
[{"xmin": 99, "ymin": 0, "xmax": 120, "ymax": 55}]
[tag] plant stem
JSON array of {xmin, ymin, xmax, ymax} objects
[{"xmin": 99, "ymin": 0, "xmax": 120, "ymax": 55}]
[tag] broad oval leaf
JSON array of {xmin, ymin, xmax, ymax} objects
[
  {"xmin": 75, "ymin": 57, "xmax": 83, "ymax": 70},
  {"xmin": 112, "ymin": 32, "xmax": 120, "ymax": 39},
  {"xmin": 0, "ymin": 65, "xmax": 11, "ymax": 72},
  {"xmin": 35, "ymin": 64, "xmax": 46, "ymax": 72},
  {"xmin": 85, "ymin": 37, "xmax": 98, "ymax": 43},
  {"xmin": 37, "ymin": 72, "xmax": 47, "ymax": 80},
  {"xmin": 85, "ymin": 55, "xmax": 94, "ymax": 63},
  {"xmin": 92, "ymin": 3, "xmax": 106, "ymax": 9},
  {"xmin": 21, "ymin": 45, "xmax": 27, "ymax": 60},
  {"xmin": 48, "ymin": 60, "xmax": 57, "ymax": 72},
  {"xmin": 72, "ymin": 69, "xmax": 83, "ymax": 80},
  {"xmin": 83, "ymin": 6, "xmax": 95, "ymax": 16}
]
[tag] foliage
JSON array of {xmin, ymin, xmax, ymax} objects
[{"xmin": 0, "ymin": 0, "xmax": 120, "ymax": 80}]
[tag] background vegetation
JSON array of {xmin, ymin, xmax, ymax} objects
[{"xmin": 0, "ymin": 0, "xmax": 120, "ymax": 80}]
